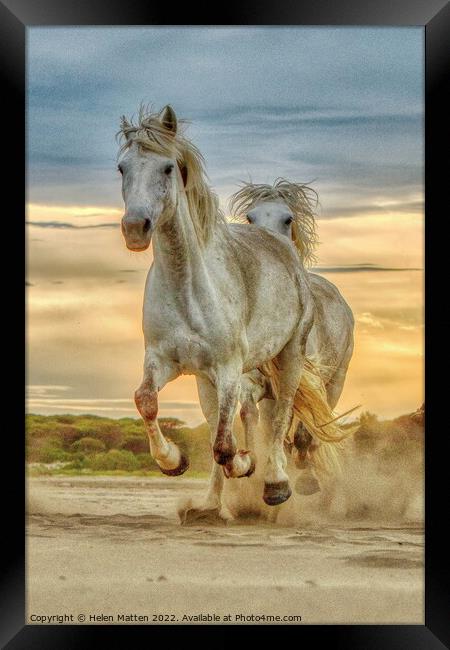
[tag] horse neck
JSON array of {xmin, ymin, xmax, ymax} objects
[{"xmin": 151, "ymin": 190, "xmax": 208, "ymax": 287}]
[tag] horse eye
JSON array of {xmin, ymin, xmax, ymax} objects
[
  {"xmin": 164, "ymin": 163, "xmax": 174, "ymax": 175},
  {"xmin": 285, "ymin": 217, "xmax": 293, "ymax": 225},
  {"xmin": 117, "ymin": 165, "xmax": 123, "ymax": 175}
]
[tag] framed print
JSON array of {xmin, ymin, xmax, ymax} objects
[{"xmin": 1, "ymin": 0, "xmax": 449, "ymax": 647}]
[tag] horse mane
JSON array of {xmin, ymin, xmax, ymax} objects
[
  {"xmin": 229, "ymin": 178, "xmax": 319, "ymax": 266},
  {"xmin": 117, "ymin": 105, "xmax": 224, "ymax": 244}
]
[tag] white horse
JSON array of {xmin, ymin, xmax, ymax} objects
[
  {"xmin": 230, "ymin": 180, "xmax": 354, "ymax": 496},
  {"xmin": 117, "ymin": 105, "xmax": 315, "ymax": 518}
]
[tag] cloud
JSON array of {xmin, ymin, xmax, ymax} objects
[
  {"xmin": 313, "ymin": 264, "xmax": 422, "ymax": 273},
  {"xmin": 356, "ymin": 312, "xmax": 384, "ymax": 329},
  {"xmin": 26, "ymin": 221, "xmax": 119, "ymax": 230},
  {"xmin": 321, "ymin": 200, "xmax": 424, "ymax": 220},
  {"xmin": 26, "ymin": 397, "xmax": 200, "ymax": 409},
  {"xmin": 27, "ymin": 27, "xmax": 423, "ymax": 210},
  {"xmin": 27, "ymin": 385, "xmax": 71, "ymax": 397}
]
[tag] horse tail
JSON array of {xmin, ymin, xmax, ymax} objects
[
  {"xmin": 260, "ymin": 356, "xmax": 358, "ymax": 478},
  {"xmin": 260, "ymin": 357, "xmax": 357, "ymax": 443}
]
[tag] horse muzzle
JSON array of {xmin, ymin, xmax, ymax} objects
[{"xmin": 121, "ymin": 215, "xmax": 152, "ymax": 251}]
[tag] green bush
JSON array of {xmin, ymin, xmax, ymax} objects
[
  {"xmin": 26, "ymin": 421, "xmax": 59, "ymax": 439},
  {"xmin": 136, "ymin": 453, "xmax": 158, "ymax": 471},
  {"xmin": 88, "ymin": 449, "xmax": 140, "ymax": 471},
  {"xmin": 121, "ymin": 434, "xmax": 148, "ymax": 454},
  {"xmin": 77, "ymin": 421, "xmax": 123, "ymax": 449},
  {"xmin": 56, "ymin": 424, "xmax": 83, "ymax": 448},
  {"xmin": 71, "ymin": 437, "xmax": 106, "ymax": 454},
  {"xmin": 54, "ymin": 414, "xmax": 78, "ymax": 425},
  {"xmin": 35, "ymin": 444, "xmax": 70, "ymax": 464}
]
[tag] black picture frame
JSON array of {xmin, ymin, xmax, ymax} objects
[{"xmin": 2, "ymin": 0, "xmax": 448, "ymax": 647}]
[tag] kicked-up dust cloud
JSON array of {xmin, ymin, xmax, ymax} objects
[{"xmin": 221, "ymin": 405, "xmax": 424, "ymax": 527}]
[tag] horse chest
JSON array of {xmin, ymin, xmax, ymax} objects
[
  {"xmin": 170, "ymin": 335, "xmax": 213, "ymax": 373},
  {"xmin": 143, "ymin": 283, "xmax": 239, "ymax": 372},
  {"xmin": 144, "ymin": 311, "xmax": 213, "ymax": 373}
]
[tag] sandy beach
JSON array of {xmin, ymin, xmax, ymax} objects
[{"xmin": 26, "ymin": 474, "xmax": 424, "ymax": 625}]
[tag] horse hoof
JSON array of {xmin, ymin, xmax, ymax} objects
[
  {"xmin": 295, "ymin": 473, "xmax": 321, "ymax": 495},
  {"xmin": 159, "ymin": 453, "xmax": 189, "ymax": 477},
  {"xmin": 223, "ymin": 450, "xmax": 256, "ymax": 478},
  {"xmin": 179, "ymin": 506, "xmax": 226, "ymax": 526},
  {"xmin": 263, "ymin": 480, "xmax": 292, "ymax": 506}
]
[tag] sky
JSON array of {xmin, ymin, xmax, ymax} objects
[{"xmin": 26, "ymin": 27, "xmax": 424, "ymax": 425}]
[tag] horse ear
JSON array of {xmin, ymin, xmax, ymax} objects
[
  {"xmin": 120, "ymin": 115, "xmax": 133, "ymax": 141},
  {"xmin": 159, "ymin": 105, "xmax": 178, "ymax": 134}
]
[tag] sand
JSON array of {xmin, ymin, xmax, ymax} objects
[{"xmin": 26, "ymin": 475, "xmax": 424, "ymax": 625}]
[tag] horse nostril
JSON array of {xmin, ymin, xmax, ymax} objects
[{"xmin": 143, "ymin": 218, "xmax": 151, "ymax": 233}]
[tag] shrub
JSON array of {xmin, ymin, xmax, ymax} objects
[
  {"xmin": 71, "ymin": 437, "xmax": 106, "ymax": 454},
  {"xmin": 34, "ymin": 443, "xmax": 70, "ymax": 464},
  {"xmin": 88, "ymin": 449, "xmax": 140, "ymax": 472},
  {"xmin": 159, "ymin": 417, "xmax": 186, "ymax": 437},
  {"xmin": 136, "ymin": 453, "xmax": 158, "ymax": 471},
  {"xmin": 77, "ymin": 421, "xmax": 123, "ymax": 449},
  {"xmin": 121, "ymin": 434, "xmax": 148, "ymax": 455},
  {"xmin": 57, "ymin": 425, "xmax": 84, "ymax": 448},
  {"xmin": 54, "ymin": 414, "xmax": 78, "ymax": 425},
  {"xmin": 26, "ymin": 420, "xmax": 58, "ymax": 439}
]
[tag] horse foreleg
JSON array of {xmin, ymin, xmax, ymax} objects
[
  {"xmin": 212, "ymin": 365, "xmax": 254, "ymax": 480},
  {"xmin": 239, "ymin": 370, "xmax": 267, "ymax": 457},
  {"xmin": 231, "ymin": 400, "xmax": 258, "ymax": 478},
  {"xmin": 134, "ymin": 353, "xmax": 187, "ymax": 476},
  {"xmin": 197, "ymin": 377, "xmax": 225, "ymax": 508},
  {"xmin": 178, "ymin": 377, "xmax": 225, "ymax": 525},
  {"xmin": 218, "ymin": 372, "xmax": 260, "ymax": 479}
]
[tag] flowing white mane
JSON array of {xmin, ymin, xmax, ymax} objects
[
  {"xmin": 117, "ymin": 105, "xmax": 224, "ymax": 244},
  {"xmin": 229, "ymin": 178, "xmax": 319, "ymax": 266}
]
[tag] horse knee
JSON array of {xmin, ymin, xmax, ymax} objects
[{"xmin": 135, "ymin": 385, "xmax": 158, "ymax": 421}]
